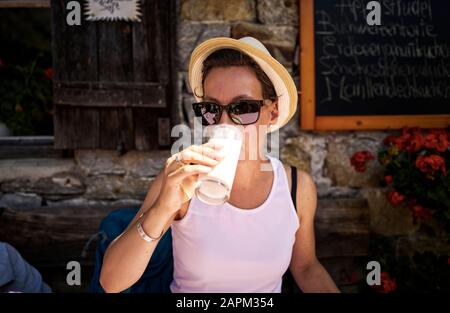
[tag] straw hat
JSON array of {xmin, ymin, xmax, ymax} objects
[{"xmin": 188, "ymin": 37, "xmax": 298, "ymax": 133}]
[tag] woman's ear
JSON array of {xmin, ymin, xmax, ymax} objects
[{"xmin": 269, "ymin": 101, "xmax": 279, "ymax": 125}]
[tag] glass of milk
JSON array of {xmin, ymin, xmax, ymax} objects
[{"xmin": 195, "ymin": 124, "xmax": 243, "ymax": 205}]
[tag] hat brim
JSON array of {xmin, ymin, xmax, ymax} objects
[{"xmin": 188, "ymin": 37, "xmax": 298, "ymax": 133}]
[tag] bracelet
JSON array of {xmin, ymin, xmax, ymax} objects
[{"xmin": 136, "ymin": 212, "xmax": 164, "ymax": 242}]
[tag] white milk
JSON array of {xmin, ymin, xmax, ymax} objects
[{"xmin": 195, "ymin": 126, "xmax": 243, "ymax": 205}]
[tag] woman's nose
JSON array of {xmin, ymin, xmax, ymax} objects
[{"xmin": 218, "ymin": 108, "xmax": 233, "ymax": 125}]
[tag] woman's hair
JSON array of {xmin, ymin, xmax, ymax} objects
[{"xmin": 199, "ymin": 49, "xmax": 277, "ymax": 100}]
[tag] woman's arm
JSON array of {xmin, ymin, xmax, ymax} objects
[
  {"xmin": 100, "ymin": 143, "xmax": 223, "ymax": 293},
  {"xmin": 99, "ymin": 171, "xmax": 178, "ymax": 293},
  {"xmin": 288, "ymin": 170, "xmax": 340, "ymax": 293}
]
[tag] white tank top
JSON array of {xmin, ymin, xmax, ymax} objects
[{"xmin": 169, "ymin": 155, "xmax": 300, "ymax": 293}]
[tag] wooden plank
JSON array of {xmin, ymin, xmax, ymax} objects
[
  {"xmin": 132, "ymin": 0, "xmax": 176, "ymax": 150},
  {"xmin": 52, "ymin": 1, "xmax": 98, "ymax": 82},
  {"xmin": 53, "ymin": 82, "xmax": 167, "ymax": 108},
  {"xmin": 52, "ymin": 0, "xmax": 100, "ymax": 149},
  {"xmin": 166, "ymin": 0, "xmax": 179, "ymax": 133},
  {"xmin": 134, "ymin": 108, "xmax": 161, "ymax": 150},
  {"xmin": 96, "ymin": 19, "xmax": 136, "ymax": 150},
  {"xmin": 0, "ymin": 136, "xmax": 68, "ymax": 159},
  {"xmin": 0, "ymin": 0, "xmax": 49, "ymax": 8},
  {"xmin": 319, "ymin": 257, "xmax": 365, "ymax": 291},
  {"xmin": 315, "ymin": 198, "xmax": 370, "ymax": 258},
  {"xmin": 151, "ymin": 0, "xmax": 171, "ymax": 83},
  {"xmin": 54, "ymin": 106, "xmax": 100, "ymax": 149},
  {"xmin": 157, "ymin": 117, "xmax": 171, "ymax": 146},
  {"xmin": 99, "ymin": 108, "xmax": 135, "ymax": 150},
  {"xmin": 299, "ymin": 0, "xmax": 315, "ymax": 130},
  {"xmin": 316, "ymin": 233, "xmax": 369, "ymax": 258},
  {"xmin": 0, "ymin": 206, "xmax": 118, "ymax": 265},
  {"xmin": 315, "ymin": 115, "xmax": 450, "ymax": 130},
  {"xmin": 132, "ymin": 0, "xmax": 152, "ymax": 82},
  {"xmin": 132, "ymin": 0, "xmax": 171, "ymax": 83},
  {"xmin": 0, "ymin": 136, "xmax": 54, "ymax": 145},
  {"xmin": 97, "ymin": 21, "xmax": 134, "ymax": 82},
  {"xmin": 0, "ymin": 145, "xmax": 64, "ymax": 159}
]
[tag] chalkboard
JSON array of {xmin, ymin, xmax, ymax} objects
[{"xmin": 299, "ymin": 0, "xmax": 450, "ymax": 130}]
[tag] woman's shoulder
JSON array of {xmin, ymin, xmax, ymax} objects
[
  {"xmin": 279, "ymin": 161, "xmax": 315, "ymax": 190},
  {"xmin": 278, "ymin": 161, "xmax": 317, "ymax": 220}
]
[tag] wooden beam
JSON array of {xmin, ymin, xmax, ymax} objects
[
  {"xmin": 0, "ymin": 0, "xmax": 50, "ymax": 8},
  {"xmin": 0, "ymin": 206, "xmax": 121, "ymax": 265},
  {"xmin": 54, "ymin": 82, "xmax": 167, "ymax": 108},
  {"xmin": 299, "ymin": 0, "xmax": 316, "ymax": 130},
  {"xmin": 315, "ymin": 115, "xmax": 450, "ymax": 130}
]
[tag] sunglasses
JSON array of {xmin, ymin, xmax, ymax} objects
[{"xmin": 192, "ymin": 99, "xmax": 273, "ymax": 126}]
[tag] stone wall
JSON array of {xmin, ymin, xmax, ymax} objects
[{"xmin": 0, "ymin": 150, "xmax": 170, "ymax": 209}]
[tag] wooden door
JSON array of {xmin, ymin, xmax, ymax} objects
[{"xmin": 51, "ymin": 0, "xmax": 177, "ymax": 150}]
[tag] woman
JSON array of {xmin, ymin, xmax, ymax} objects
[{"xmin": 100, "ymin": 37, "xmax": 339, "ymax": 293}]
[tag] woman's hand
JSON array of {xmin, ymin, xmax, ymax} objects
[{"xmin": 153, "ymin": 142, "xmax": 224, "ymax": 215}]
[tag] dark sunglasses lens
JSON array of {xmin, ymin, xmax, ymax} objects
[
  {"xmin": 229, "ymin": 101, "xmax": 261, "ymax": 125},
  {"xmin": 193, "ymin": 102, "xmax": 220, "ymax": 125}
]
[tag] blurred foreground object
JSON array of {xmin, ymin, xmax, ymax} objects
[{"xmin": 0, "ymin": 242, "xmax": 51, "ymax": 293}]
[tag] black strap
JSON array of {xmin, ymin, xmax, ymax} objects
[{"xmin": 290, "ymin": 165, "xmax": 297, "ymax": 212}]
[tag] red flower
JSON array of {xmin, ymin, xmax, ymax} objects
[
  {"xmin": 409, "ymin": 204, "xmax": 432, "ymax": 223},
  {"xmin": 384, "ymin": 175, "xmax": 393, "ymax": 184},
  {"xmin": 404, "ymin": 133, "xmax": 425, "ymax": 152},
  {"xmin": 383, "ymin": 135, "xmax": 404, "ymax": 150},
  {"xmin": 424, "ymin": 129, "xmax": 450, "ymax": 152},
  {"xmin": 387, "ymin": 191, "xmax": 405, "ymax": 206},
  {"xmin": 380, "ymin": 272, "xmax": 397, "ymax": 293},
  {"xmin": 350, "ymin": 150, "xmax": 374, "ymax": 172},
  {"xmin": 373, "ymin": 272, "xmax": 397, "ymax": 293},
  {"xmin": 383, "ymin": 128, "xmax": 427, "ymax": 153},
  {"xmin": 44, "ymin": 67, "xmax": 54, "ymax": 80},
  {"xmin": 406, "ymin": 199, "xmax": 432, "ymax": 223},
  {"xmin": 415, "ymin": 154, "xmax": 447, "ymax": 177},
  {"xmin": 400, "ymin": 128, "xmax": 423, "ymax": 152}
]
